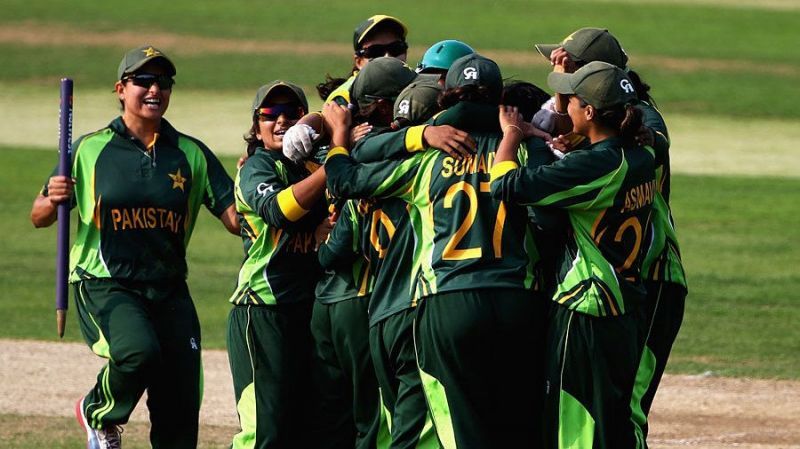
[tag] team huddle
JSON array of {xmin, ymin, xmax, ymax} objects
[{"xmin": 31, "ymin": 12, "xmax": 688, "ymax": 449}]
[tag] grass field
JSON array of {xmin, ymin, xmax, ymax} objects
[{"xmin": 0, "ymin": 0, "xmax": 799, "ymax": 438}]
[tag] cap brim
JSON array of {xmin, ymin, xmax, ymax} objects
[
  {"xmin": 357, "ymin": 16, "xmax": 408, "ymax": 47},
  {"xmin": 547, "ymin": 72, "xmax": 577, "ymax": 95},
  {"xmin": 254, "ymin": 83, "xmax": 308, "ymax": 112},
  {"xmin": 126, "ymin": 56, "xmax": 176, "ymax": 77},
  {"xmin": 534, "ymin": 44, "xmax": 559, "ymax": 60}
]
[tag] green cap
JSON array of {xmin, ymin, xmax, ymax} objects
[
  {"xmin": 393, "ymin": 76, "xmax": 442, "ymax": 124},
  {"xmin": 251, "ymin": 80, "xmax": 309, "ymax": 114},
  {"xmin": 547, "ymin": 61, "xmax": 637, "ymax": 109},
  {"xmin": 353, "ymin": 15, "xmax": 407, "ymax": 50},
  {"xmin": 535, "ymin": 28, "xmax": 628, "ymax": 69},
  {"xmin": 117, "ymin": 45, "xmax": 176, "ymax": 80},
  {"xmin": 445, "ymin": 54, "xmax": 503, "ymax": 102},
  {"xmin": 350, "ymin": 57, "xmax": 418, "ymax": 110}
]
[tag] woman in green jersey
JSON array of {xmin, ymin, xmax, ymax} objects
[
  {"xmin": 492, "ymin": 61, "xmax": 655, "ymax": 449},
  {"xmin": 535, "ymin": 27, "xmax": 687, "ymax": 437},
  {"xmin": 324, "ymin": 54, "xmax": 546, "ymax": 449},
  {"xmin": 227, "ymin": 81, "xmax": 328, "ymax": 449},
  {"xmin": 31, "ymin": 45, "xmax": 238, "ymax": 449}
]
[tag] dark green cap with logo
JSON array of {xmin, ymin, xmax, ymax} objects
[
  {"xmin": 353, "ymin": 15, "xmax": 407, "ymax": 50},
  {"xmin": 535, "ymin": 28, "xmax": 628, "ymax": 69},
  {"xmin": 393, "ymin": 75, "xmax": 442, "ymax": 124},
  {"xmin": 445, "ymin": 53, "xmax": 503, "ymax": 102},
  {"xmin": 251, "ymin": 80, "xmax": 309, "ymax": 114},
  {"xmin": 350, "ymin": 57, "xmax": 418, "ymax": 110},
  {"xmin": 117, "ymin": 45, "xmax": 176, "ymax": 80},
  {"xmin": 547, "ymin": 61, "xmax": 637, "ymax": 109}
]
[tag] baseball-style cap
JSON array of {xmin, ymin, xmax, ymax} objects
[
  {"xmin": 393, "ymin": 76, "xmax": 443, "ymax": 124},
  {"xmin": 535, "ymin": 28, "xmax": 628, "ymax": 69},
  {"xmin": 251, "ymin": 81, "xmax": 309, "ymax": 114},
  {"xmin": 353, "ymin": 15, "xmax": 408, "ymax": 50},
  {"xmin": 445, "ymin": 54, "xmax": 503, "ymax": 102},
  {"xmin": 350, "ymin": 57, "xmax": 418, "ymax": 110},
  {"xmin": 117, "ymin": 45, "xmax": 176, "ymax": 79},
  {"xmin": 547, "ymin": 61, "xmax": 637, "ymax": 109}
]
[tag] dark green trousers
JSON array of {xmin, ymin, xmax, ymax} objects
[
  {"xmin": 310, "ymin": 297, "xmax": 387, "ymax": 449},
  {"xmin": 370, "ymin": 308, "xmax": 438, "ymax": 449},
  {"xmin": 74, "ymin": 279, "xmax": 201, "ymax": 449},
  {"xmin": 631, "ymin": 281, "xmax": 687, "ymax": 437},
  {"xmin": 543, "ymin": 305, "xmax": 645, "ymax": 449},
  {"xmin": 415, "ymin": 288, "xmax": 545, "ymax": 449},
  {"xmin": 227, "ymin": 301, "xmax": 314, "ymax": 449}
]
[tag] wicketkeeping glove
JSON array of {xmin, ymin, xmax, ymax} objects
[{"xmin": 282, "ymin": 124, "xmax": 319, "ymax": 162}]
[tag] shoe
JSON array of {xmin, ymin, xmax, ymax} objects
[{"xmin": 75, "ymin": 397, "xmax": 123, "ymax": 449}]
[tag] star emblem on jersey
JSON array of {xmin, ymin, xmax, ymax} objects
[
  {"xmin": 143, "ymin": 47, "xmax": 161, "ymax": 57},
  {"xmin": 168, "ymin": 168, "xmax": 186, "ymax": 191}
]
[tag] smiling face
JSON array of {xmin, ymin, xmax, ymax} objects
[
  {"xmin": 354, "ymin": 28, "xmax": 407, "ymax": 69},
  {"xmin": 115, "ymin": 61, "xmax": 171, "ymax": 124},
  {"xmin": 256, "ymin": 91, "xmax": 304, "ymax": 151}
]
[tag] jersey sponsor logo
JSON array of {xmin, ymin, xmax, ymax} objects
[
  {"xmin": 463, "ymin": 67, "xmax": 478, "ymax": 80},
  {"xmin": 620, "ymin": 78, "xmax": 635, "ymax": 94},
  {"xmin": 621, "ymin": 179, "xmax": 656, "ymax": 213},
  {"xmin": 440, "ymin": 151, "xmax": 495, "ymax": 178},
  {"xmin": 397, "ymin": 99, "xmax": 410, "ymax": 115},
  {"xmin": 110, "ymin": 207, "xmax": 185, "ymax": 234},
  {"xmin": 168, "ymin": 168, "xmax": 187, "ymax": 191},
  {"xmin": 256, "ymin": 182, "xmax": 277, "ymax": 197}
]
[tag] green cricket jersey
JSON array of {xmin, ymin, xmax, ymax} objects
[
  {"xmin": 315, "ymin": 199, "xmax": 374, "ymax": 304},
  {"xmin": 42, "ymin": 117, "xmax": 234, "ymax": 282},
  {"xmin": 230, "ymin": 147, "xmax": 327, "ymax": 306},
  {"xmin": 637, "ymin": 101, "xmax": 687, "ymax": 288},
  {"xmin": 491, "ymin": 137, "xmax": 656, "ymax": 317},
  {"xmin": 326, "ymin": 111, "xmax": 538, "ymax": 301}
]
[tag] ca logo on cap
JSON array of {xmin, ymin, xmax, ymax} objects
[
  {"xmin": 620, "ymin": 79, "xmax": 635, "ymax": 94},
  {"xmin": 397, "ymin": 99, "xmax": 410, "ymax": 115},
  {"xmin": 463, "ymin": 67, "xmax": 478, "ymax": 80}
]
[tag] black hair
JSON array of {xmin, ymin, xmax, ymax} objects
[
  {"xmin": 580, "ymin": 98, "xmax": 643, "ymax": 144},
  {"xmin": 438, "ymin": 84, "xmax": 496, "ymax": 110},
  {"xmin": 502, "ymin": 81, "xmax": 551, "ymax": 122},
  {"xmin": 626, "ymin": 69, "xmax": 655, "ymax": 106},
  {"xmin": 243, "ymin": 117, "xmax": 261, "ymax": 157},
  {"xmin": 316, "ymin": 71, "xmax": 354, "ymax": 101}
]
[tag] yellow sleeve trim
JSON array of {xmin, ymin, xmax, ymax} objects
[
  {"xmin": 405, "ymin": 125, "xmax": 428, "ymax": 152},
  {"xmin": 276, "ymin": 187, "xmax": 309, "ymax": 222},
  {"xmin": 325, "ymin": 146, "xmax": 350, "ymax": 162},
  {"xmin": 490, "ymin": 161, "xmax": 519, "ymax": 182}
]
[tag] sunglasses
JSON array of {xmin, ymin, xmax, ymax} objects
[
  {"xmin": 356, "ymin": 41, "xmax": 408, "ymax": 59},
  {"xmin": 256, "ymin": 104, "xmax": 305, "ymax": 121},
  {"xmin": 123, "ymin": 73, "xmax": 175, "ymax": 90}
]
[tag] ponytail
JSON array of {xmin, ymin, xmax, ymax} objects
[
  {"xmin": 243, "ymin": 118, "xmax": 261, "ymax": 157},
  {"xmin": 626, "ymin": 69, "xmax": 655, "ymax": 107},
  {"xmin": 316, "ymin": 69, "xmax": 356, "ymax": 101},
  {"xmin": 595, "ymin": 103, "xmax": 643, "ymax": 144}
]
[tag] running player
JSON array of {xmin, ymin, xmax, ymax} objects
[
  {"xmin": 324, "ymin": 54, "xmax": 546, "ymax": 448},
  {"xmin": 491, "ymin": 61, "xmax": 656, "ymax": 449},
  {"xmin": 30, "ymin": 45, "xmax": 238, "ymax": 449},
  {"xmin": 227, "ymin": 81, "xmax": 328, "ymax": 449}
]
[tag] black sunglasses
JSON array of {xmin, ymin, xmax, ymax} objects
[
  {"xmin": 123, "ymin": 73, "xmax": 175, "ymax": 90},
  {"xmin": 356, "ymin": 41, "xmax": 408, "ymax": 59}
]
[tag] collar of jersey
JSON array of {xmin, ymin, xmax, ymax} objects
[{"xmin": 109, "ymin": 116, "xmax": 179, "ymax": 147}]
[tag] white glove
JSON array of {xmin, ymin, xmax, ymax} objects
[{"xmin": 282, "ymin": 124, "xmax": 319, "ymax": 162}]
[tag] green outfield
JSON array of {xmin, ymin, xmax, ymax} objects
[{"xmin": 0, "ymin": 0, "xmax": 797, "ymax": 391}]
